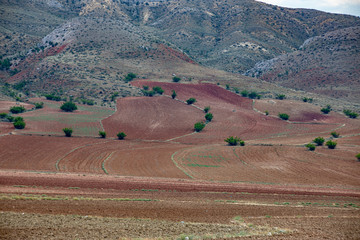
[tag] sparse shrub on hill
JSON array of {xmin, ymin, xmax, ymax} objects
[
  {"xmin": 34, "ymin": 102, "xmax": 44, "ymax": 109},
  {"xmin": 117, "ymin": 132, "xmax": 127, "ymax": 140},
  {"xmin": 276, "ymin": 94, "xmax": 286, "ymax": 100},
  {"xmin": 241, "ymin": 90, "xmax": 248, "ymax": 97},
  {"xmin": 204, "ymin": 106, "xmax": 210, "ymax": 113},
  {"xmin": 111, "ymin": 92, "xmax": 119, "ymax": 102},
  {"xmin": 302, "ymin": 97, "xmax": 313, "ymax": 103},
  {"xmin": 321, "ymin": 105, "xmax": 332, "ymax": 114},
  {"xmin": 142, "ymin": 90, "xmax": 155, "ymax": 97},
  {"xmin": 143, "ymin": 85, "xmax": 149, "ymax": 90},
  {"xmin": 325, "ymin": 140, "xmax": 337, "ymax": 149},
  {"xmin": 356, "ymin": 153, "xmax": 360, "ymax": 161},
  {"xmin": 313, "ymin": 137, "xmax": 325, "ymax": 146},
  {"xmin": 152, "ymin": 86, "xmax": 164, "ymax": 95},
  {"xmin": 194, "ymin": 122, "xmax": 205, "ymax": 132},
  {"xmin": 63, "ymin": 128, "xmax": 73, "ymax": 137},
  {"xmin": 278, "ymin": 113, "xmax": 289, "ymax": 120},
  {"xmin": 249, "ymin": 91, "xmax": 261, "ymax": 99},
  {"xmin": 205, "ymin": 113, "xmax": 213, "ymax": 122},
  {"xmin": 186, "ymin": 98, "xmax": 196, "ymax": 105},
  {"xmin": 124, "ymin": 72, "xmax": 136, "ymax": 82},
  {"xmin": 171, "ymin": 90, "xmax": 177, "ymax": 99},
  {"xmin": 305, "ymin": 143, "xmax": 316, "ymax": 151},
  {"xmin": 233, "ymin": 87, "xmax": 239, "ymax": 93},
  {"xmin": 343, "ymin": 109, "xmax": 358, "ymax": 119},
  {"xmin": 225, "ymin": 136, "xmax": 244, "ymax": 146},
  {"xmin": 10, "ymin": 106, "xmax": 25, "ymax": 114},
  {"xmin": 99, "ymin": 131, "xmax": 106, "ymax": 138},
  {"xmin": 45, "ymin": 94, "xmax": 61, "ymax": 101},
  {"xmin": 13, "ymin": 117, "xmax": 25, "ymax": 129},
  {"xmin": 331, "ymin": 132, "xmax": 340, "ymax": 138},
  {"xmin": 172, "ymin": 76, "xmax": 181, "ymax": 82},
  {"xmin": 60, "ymin": 102, "xmax": 77, "ymax": 112},
  {"xmin": 226, "ymin": 84, "xmax": 230, "ymax": 90}
]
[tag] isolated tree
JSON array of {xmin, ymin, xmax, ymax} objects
[
  {"xmin": 331, "ymin": 132, "xmax": 340, "ymax": 138},
  {"xmin": 356, "ymin": 153, "xmax": 360, "ymax": 161},
  {"xmin": 241, "ymin": 90, "xmax": 248, "ymax": 97},
  {"xmin": 60, "ymin": 102, "xmax": 77, "ymax": 112},
  {"xmin": 205, "ymin": 113, "xmax": 213, "ymax": 122},
  {"xmin": 63, "ymin": 128, "xmax": 73, "ymax": 137},
  {"xmin": 305, "ymin": 143, "xmax": 316, "ymax": 151},
  {"xmin": 172, "ymin": 76, "xmax": 181, "ymax": 82},
  {"xmin": 186, "ymin": 98, "xmax": 196, "ymax": 105},
  {"xmin": 313, "ymin": 137, "xmax": 325, "ymax": 146},
  {"xmin": 13, "ymin": 120, "xmax": 25, "ymax": 129},
  {"xmin": 325, "ymin": 140, "xmax": 337, "ymax": 149},
  {"xmin": 125, "ymin": 72, "xmax": 136, "ymax": 82},
  {"xmin": 321, "ymin": 105, "xmax": 331, "ymax": 114},
  {"xmin": 117, "ymin": 132, "xmax": 127, "ymax": 140},
  {"xmin": 278, "ymin": 113, "xmax": 289, "ymax": 120},
  {"xmin": 99, "ymin": 131, "xmax": 106, "ymax": 138},
  {"xmin": 204, "ymin": 106, "xmax": 210, "ymax": 113},
  {"xmin": 225, "ymin": 136, "xmax": 244, "ymax": 146},
  {"xmin": 152, "ymin": 86, "xmax": 164, "ymax": 95},
  {"xmin": 194, "ymin": 122, "xmax": 205, "ymax": 132},
  {"xmin": 34, "ymin": 102, "xmax": 44, "ymax": 109},
  {"xmin": 171, "ymin": 90, "xmax": 177, "ymax": 99}
]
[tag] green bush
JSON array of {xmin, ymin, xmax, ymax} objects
[
  {"xmin": 63, "ymin": 128, "xmax": 73, "ymax": 137},
  {"xmin": 356, "ymin": 153, "xmax": 360, "ymax": 161},
  {"xmin": 241, "ymin": 90, "xmax": 248, "ymax": 97},
  {"xmin": 194, "ymin": 122, "xmax": 205, "ymax": 132},
  {"xmin": 0, "ymin": 113, "xmax": 7, "ymax": 119},
  {"xmin": 233, "ymin": 87, "xmax": 239, "ymax": 93},
  {"xmin": 142, "ymin": 90, "xmax": 155, "ymax": 97},
  {"xmin": 99, "ymin": 131, "xmax": 106, "ymax": 138},
  {"xmin": 302, "ymin": 97, "xmax": 313, "ymax": 103},
  {"xmin": 10, "ymin": 106, "xmax": 25, "ymax": 114},
  {"xmin": 265, "ymin": 110, "xmax": 269, "ymax": 116},
  {"xmin": 331, "ymin": 132, "xmax": 340, "ymax": 138},
  {"xmin": 321, "ymin": 105, "xmax": 331, "ymax": 114},
  {"xmin": 278, "ymin": 113, "xmax": 289, "ymax": 120},
  {"xmin": 239, "ymin": 140, "xmax": 245, "ymax": 146},
  {"xmin": 226, "ymin": 84, "xmax": 230, "ymax": 90},
  {"xmin": 172, "ymin": 76, "xmax": 181, "ymax": 82},
  {"xmin": 248, "ymin": 91, "xmax": 259, "ymax": 99},
  {"xmin": 60, "ymin": 102, "xmax": 77, "ymax": 112},
  {"xmin": 305, "ymin": 143, "xmax": 316, "ymax": 151},
  {"xmin": 6, "ymin": 116, "xmax": 14, "ymax": 122},
  {"xmin": 152, "ymin": 86, "xmax": 164, "ymax": 95},
  {"xmin": 313, "ymin": 137, "xmax": 325, "ymax": 146},
  {"xmin": 13, "ymin": 120, "xmax": 25, "ymax": 129},
  {"xmin": 143, "ymin": 85, "xmax": 149, "ymax": 90},
  {"xmin": 34, "ymin": 102, "xmax": 44, "ymax": 109},
  {"xmin": 171, "ymin": 90, "xmax": 177, "ymax": 99},
  {"xmin": 343, "ymin": 109, "xmax": 358, "ymax": 119},
  {"xmin": 276, "ymin": 94, "xmax": 286, "ymax": 100},
  {"xmin": 186, "ymin": 98, "xmax": 196, "ymax": 105},
  {"xmin": 14, "ymin": 117, "xmax": 23, "ymax": 122},
  {"xmin": 125, "ymin": 72, "xmax": 136, "ymax": 82},
  {"xmin": 45, "ymin": 94, "xmax": 61, "ymax": 101},
  {"xmin": 117, "ymin": 132, "xmax": 127, "ymax": 140},
  {"xmin": 205, "ymin": 113, "xmax": 213, "ymax": 122},
  {"xmin": 204, "ymin": 106, "xmax": 210, "ymax": 113},
  {"xmin": 325, "ymin": 140, "xmax": 337, "ymax": 149},
  {"xmin": 225, "ymin": 136, "xmax": 241, "ymax": 146}
]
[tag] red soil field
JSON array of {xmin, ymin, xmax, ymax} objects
[
  {"xmin": 102, "ymin": 96, "xmax": 204, "ymax": 140},
  {"xmin": 0, "ymin": 101, "xmax": 33, "ymax": 113}
]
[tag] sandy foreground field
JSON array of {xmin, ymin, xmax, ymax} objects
[{"xmin": 0, "ymin": 82, "xmax": 360, "ymax": 239}]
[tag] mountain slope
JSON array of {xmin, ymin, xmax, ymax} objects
[{"xmin": 246, "ymin": 27, "xmax": 360, "ymax": 104}]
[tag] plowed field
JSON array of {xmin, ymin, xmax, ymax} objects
[{"xmin": 1, "ymin": 82, "xmax": 360, "ymax": 239}]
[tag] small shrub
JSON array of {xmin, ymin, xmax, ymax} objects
[
  {"xmin": 233, "ymin": 87, "xmax": 239, "ymax": 93},
  {"xmin": 143, "ymin": 85, "xmax": 149, "ymax": 90},
  {"xmin": 305, "ymin": 143, "xmax": 316, "ymax": 151},
  {"xmin": 204, "ymin": 106, "xmax": 210, "ymax": 113},
  {"xmin": 303, "ymin": 97, "xmax": 313, "ymax": 103},
  {"xmin": 124, "ymin": 72, "xmax": 136, "ymax": 82},
  {"xmin": 186, "ymin": 98, "xmax": 196, "ymax": 105},
  {"xmin": 117, "ymin": 132, "xmax": 127, "ymax": 140},
  {"xmin": 226, "ymin": 84, "xmax": 230, "ymax": 90},
  {"xmin": 6, "ymin": 116, "xmax": 14, "ymax": 122},
  {"xmin": 142, "ymin": 90, "xmax": 155, "ymax": 97},
  {"xmin": 172, "ymin": 76, "xmax": 181, "ymax": 82},
  {"xmin": 343, "ymin": 109, "xmax": 358, "ymax": 119},
  {"xmin": 278, "ymin": 113, "xmax": 289, "ymax": 120},
  {"xmin": 60, "ymin": 102, "xmax": 77, "ymax": 112},
  {"xmin": 152, "ymin": 86, "xmax": 164, "ymax": 95},
  {"xmin": 321, "ymin": 105, "xmax": 331, "ymax": 114},
  {"xmin": 205, "ymin": 113, "xmax": 213, "ymax": 122},
  {"xmin": 171, "ymin": 90, "xmax": 177, "ymax": 99},
  {"xmin": 239, "ymin": 140, "xmax": 245, "ymax": 146},
  {"xmin": 313, "ymin": 137, "xmax": 325, "ymax": 146},
  {"xmin": 356, "ymin": 153, "xmax": 360, "ymax": 161},
  {"xmin": 248, "ymin": 91, "xmax": 259, "ymax": 99},
  {"xmin": 14, "ymin": 117, "xmax": 23, "ymax": 122},
  {"xmin": 34, "ymin": 102, "xmax": 44, "ymax": 109},
  {"xmin": 110, "ymin": 92, "xmax": 119, "ymax": 102},
  {"xmin": 99, "ymin": 131, "xmax": 106, "ymax": 138},
  {"xmin": 331, "ymin": 132, "xmax": 340, "ymax": 138},
  {"xmin": 225, "ymin": 136, "xmax": 241, "ymax": 146},
  {"xmin": 265, "ymin": 110, "xmax": 269, "ymax": 115},
  {"xmin": 325, "ymin": 140, "xmax": 337, "ymax": 149},
  {"xmin": 276, "ymin": 94, "xmax": 286, "ymax": 100},
  {"xmin": 13, "ymin": 120, "xmax": 25, "ymax": 129},
  {"xmin": 241, "ymin": 90, "xmax": 248, "ymax": 97},
  {"xmin": 194, "ymin": 122, "xmax": 205, "ymax": 132},
  {"xmin": 45, "ymin": 94, "xmax": 61, "ymax": 101},
  {"xmin": 10, "ymin": 106, "xmax": 25, "ymax": 114},
  {"xmin": 0, "ymin": 113, "xmax": 7, "ymax": 119},
  {"xmin": 63, "ymin": 128, "xmax": 73, "ymax": 137}
]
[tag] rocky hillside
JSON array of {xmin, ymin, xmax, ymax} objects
[
  {"xmin": 1, "ymin": 0, "xmax": 359, "ymax": 106},
  {"xmin": 246, "ymin": 27, "xmax": 360, "ymax": 105}
]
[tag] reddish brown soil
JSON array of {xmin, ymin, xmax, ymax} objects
[
  {"xmin": 102, "ymin": 96, "xmax": 204, "ymax": 140},
  {"xmin": 0, "ymin": 101, "xmax": 33, "ymax": 113}
]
